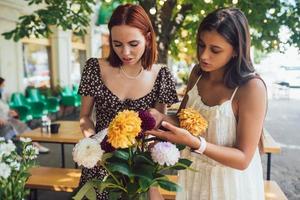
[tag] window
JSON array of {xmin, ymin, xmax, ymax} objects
[
  {"xmin": 22, "ymin": 42, "xmax": 51, "ymax": 88},
  {"xmin": 71, "ymin": 49, "xmax": 86, "ymax": 84}
]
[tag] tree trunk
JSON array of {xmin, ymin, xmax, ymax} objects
[
  {"xmin": 139, "ymin": 0, "xmax": 192, "ymax": 64},
  {"xmin": 157, "ymin": 42, "xmax": 169, "ymax": 64}
]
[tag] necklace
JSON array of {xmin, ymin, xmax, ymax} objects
[{"xmin": 120, "ymin": 66, "xmax": 144, "ymax": 80}]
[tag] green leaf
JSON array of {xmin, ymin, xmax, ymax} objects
[
  {"xmin": 108, "ymin": 162, "xmax": 132, "ymax": 177},
  {"xmin": 108, "ymin": 191, "xmax": 122, "ymax": 200},
  {"xmin": 85, "ymin": 187, "xmax": 96, "ymax": 200},
  {"xmin": 179, "ymin": 158, "xmax": 192, "ymax": 166},
  {"xmin": 176, "ymin": 144, "xmax": 186, "ymax": 151},
  {"xmin": 2, "ymin": 31, "xmax": 14, "ymax": 40},
  {"xmin": 72, "ymin": 181, "xmax": 95, "ymax": 200},
  {"xmin": 138, "ymin": 177, "xmax": 152, "ymax": 191},
  {"xmin": 113, "ymin": 149, "xmax": 129, "ymax": 160},
  {"xmin": 102, "ymin": 152, "xmax": 113, "ymax": 162},
  {"xmin": 95, "ymin": 181, "xmax": 126, "ymax": 193},
  {"xmin": 133, "ymin": 153, "xmax": 154, "ymax": 166},
  {"xmin": 157, "ymin": 179, "xmax": 181, "ymax": 192},
  {"xmin": 127, "ymin": 182, "xmax": 139, "ymax": 194},
  {"xmin": 133, "ymin": 164, "xmax": 154, "ymax": 181}
]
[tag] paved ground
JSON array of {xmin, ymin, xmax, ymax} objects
[
  {"xmin": 263, "ymin": 98, "xmax": 300, "ymax": 200},
  {"xmin": 31, "ymin": 89, "xmax": 300, "ymax": 200}
]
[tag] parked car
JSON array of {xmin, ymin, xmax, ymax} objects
[{"xmin": 276, "ymin": 66, "xmax": 300, "ymax": 88}]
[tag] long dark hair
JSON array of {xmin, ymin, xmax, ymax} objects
[
  {"xmin": 0, "ymin": 77, "xmax": 4, "ymax": 85},
  {"xmin": 197, "ymin": 8, "xmax": 255, "ymax": 88},
  {"xmin": 0, "ymin": 77, "xmax": 4, "ymax": 99},
  {"xmin": 107, "ymin": 4, "xmax": 157, "ymax": 69}
]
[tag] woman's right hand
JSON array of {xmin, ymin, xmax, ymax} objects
[
  {"xmin": 0, "ymin": 119, "xmax": 7, "ymax": 126},
  {"xmin": 146, "ymin": 121, "xmax": 200, "ymax": 149},
  {"xmin": 148, "ymin": 108, "xmax": 165, "ymax": 128}
]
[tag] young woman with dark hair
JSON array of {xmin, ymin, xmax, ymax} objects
[
  {"xmin": 78, "ymin": 4, "xmax": 178, "ymax": 199},
  {"xmin": 147, "ymin": 8, "xmax": 266, "ymax": 199}
]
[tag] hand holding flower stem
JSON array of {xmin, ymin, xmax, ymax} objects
[{"xmin": 146, "ymin": 121, "xmax": 201, "ymax": 150}]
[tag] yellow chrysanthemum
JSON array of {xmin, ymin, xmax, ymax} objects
[
  {"xmin": 177, "ymin": 107, "xmax": 208, "ymax": 136},
  {"xmin": 108, "ymin": 110, "xmax": 142, "ymax": 148}
]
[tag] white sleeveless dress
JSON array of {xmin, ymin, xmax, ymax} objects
[{"xmin": 176, "ymin": 77, "xmax": 264, "ymax": 200}]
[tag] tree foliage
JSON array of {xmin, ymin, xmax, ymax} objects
[
  {"xmin": 2, "ymin": 0, "xmax": 95, "ymax": 41},
  {"xmin": 2, "ymin": 0, "xmax": 300, "ymax": 64}
]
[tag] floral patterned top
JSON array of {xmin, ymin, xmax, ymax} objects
[{"xmin": 78, "ymin": 57, "xmax": 179, "ymax": 133}]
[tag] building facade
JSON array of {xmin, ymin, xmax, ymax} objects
[{"xmin": 0, "ymin": 0, "xmax": 109, "ymax": 99}]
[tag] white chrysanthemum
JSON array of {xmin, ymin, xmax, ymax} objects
[
  {"xmin": 0, "ymin": 140, "xmax": 16, "ymax": 156},
  {"xmin": 0, "ymin": 163, "xmax": 11, "ymax": 179},
  {"xmin": 72, "ymin": 138, "xmax": 103, "ymax": 169},
  {"xmin": 20, "ymin": 137, "xmax": 32, "ymax": 143},
  {"xmin": 151, "ymin": 142, "xmax": 180, "ymax": 166},
  {"xmin": 24, "ymin": 145, "xmax": 39, "ymax": 160},
  {"xmin": 10, "ymin": 161, "xmax": 20, "ymax": 171}
]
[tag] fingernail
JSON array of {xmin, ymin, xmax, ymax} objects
[{"xmin": 162, "ymin": 121, "xmax": 166, "ymax": 126}]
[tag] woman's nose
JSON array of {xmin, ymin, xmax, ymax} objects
[
  {"xmin": 200, "ymin": 48, "xmax": 209, "ymax": 60},
  {"xmin": 122, "ymin": 46, "xmax": 130, "ymax": 55}
]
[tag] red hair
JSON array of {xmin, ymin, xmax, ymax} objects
[{"xmin": 107, "ymin": 4, "xmax": 157, "ymax": 69}]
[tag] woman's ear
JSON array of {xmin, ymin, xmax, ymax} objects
[
  {"xmin": 146, "ymin": 32, "xmax": 151, "ymax": 43},
  {"xmin": 232, "ymin": 51, "xmax": 237, "ymax": 58}
]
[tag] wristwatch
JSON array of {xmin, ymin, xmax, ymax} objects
[{"xmin": 193, "ymin": 136, "xmax": 207, "ymax": 154}]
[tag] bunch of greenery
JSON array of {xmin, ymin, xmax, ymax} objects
[{"xmin": 0, "ymin": 137, "xmax": 39, "ymax": 200}]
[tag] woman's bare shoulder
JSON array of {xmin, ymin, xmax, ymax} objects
[
  {"xmin": 240, "ymin": 78, "xmax": 266, "ymax": 96},
  {"xmin": 98, "ymin": 58, "xmax": 111, "ymax": 68},
  {"xmin": 238, "ymin": 78, "xmax": 267, "ymax": 108}
]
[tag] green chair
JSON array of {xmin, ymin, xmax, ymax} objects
[
  {"xmin": 9, "ymin": 93, "xmax": 31, "ymax": 108},
  {"xmin": 60, "ymin": 86, "xmax": 81, "ymax": 107},
  {"xmin": 10, "ymin": 105, "xmax": 33, "ymax": 123},
  {"xmin": 9, "ymin": 93, "xmax": 33, "ymax": 122},
  {"xmin": 30, "ymin": 101, "xmax": 48, "ymax": 119},
  {"xmin": 72, "ymin": 84, "xmax": 79, "ymax": 95},
  {"xmin": 27, "ymin": 88, "xmax": 60, "ymax": 114},
  {"xmin": 60, "ymin": 86, "xmax": 81, "ymax": 116},
  {"xmin": 27, "ymin": 88, "xmax": 47, "ymax": 104},
  {"xmin": 46, "ymin": 97, "xmax": 60, "ymax": 114}
]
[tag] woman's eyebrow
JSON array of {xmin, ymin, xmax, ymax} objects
[
  {"xmin": 112, "ymin": 40, "xmax": 122, "ymax": 43},
  {"xmin": 210, "ymin": 45, "xmax": 223, "ymax": 50}
]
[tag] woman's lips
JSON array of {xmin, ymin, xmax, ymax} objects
[
  {"xmin": 201, "ymin": 61, "xmax": 210, "ymax": 67},
  {"xmin": 122, "ymin": 58, "xmax": 133, "ymax": 63}
]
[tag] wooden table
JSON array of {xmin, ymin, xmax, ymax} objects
[
  {"xmin": 18, "ymin": 121, "xmax": 83, "ymax": 168},
  {"xmin": 262, "ymin": 129, "xmax": 281, "ymax": 180}
]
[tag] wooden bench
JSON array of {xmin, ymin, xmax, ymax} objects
[
  {"xmin": 159, "ymin": 176, "xmax": 288, "ymax": 200},
  {"xmin": 26, "ymin": 167, "xmax": 81, "ymax": 199},
  {"xmin": 264, "ymin": 181, "xmax": 288, "ymax": 200},
  {"xmin": 26, "ymin": 168, "xmax": 287, "ymax": 200}
]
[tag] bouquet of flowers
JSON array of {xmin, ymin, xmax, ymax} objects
[
  {"xmin": 0, "ymin": 137, "xmax": 39, "ymax": 200},
  {"xmin": 73, "ymin": 110, "xmax": 192, "ymax": 200}
]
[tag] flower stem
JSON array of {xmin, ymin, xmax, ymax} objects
[
  {"xmin": 143, "ymin": 137, "xmax": 165, "ymax": 143},
  {"xmin": 99, "ymin": 162, "xmax": 122, "ymax": 186}
]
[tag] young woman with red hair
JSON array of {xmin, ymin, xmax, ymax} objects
[{"xmin": 78, "ymin": 4, "xmax": 178, "ymax": 200}]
